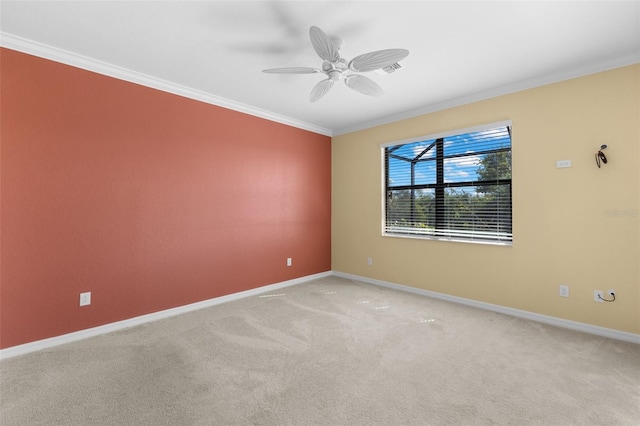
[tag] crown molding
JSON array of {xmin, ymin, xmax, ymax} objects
[
  {"xmin": 334, "ymin": 53, "xmax": 640, "ymax": 136},
  {"xmin": 3, "ymin": 32, "xmax": 638, "ymax": 139},
  {"xmin": 0, "ymin": 32, "xmax": 333, "ymax": 137}
]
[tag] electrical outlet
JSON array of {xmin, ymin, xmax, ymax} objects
[
  {"xmin": 594, "ymin": 290, "xmax": 604, "ymax": 303},
  {"xmin": 559, "ymin": 285, "xmax": 569, "ymax": 298},
  {"xmin": 367, "ymin": 257, "xmax": 373, "ymax": 266},
  {"xmin": 607, "ymin": 289, "xmax": 615, "ymax": 297},
  {"xmin": 286, "ymin": 257, "xmax": 292, "ymax": 267},
  {"xmin": 79, "ymin": 292, "xmax": 91, "ymax": 306}
]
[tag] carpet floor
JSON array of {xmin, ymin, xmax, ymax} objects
[{"xmin": 1, "ymin": 275, "xmax": 639, "ymax": 425}]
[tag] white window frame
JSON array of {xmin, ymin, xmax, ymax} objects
[{"xmin": 381, "ymin": 120, "xmax": 513, "ymax": 246}]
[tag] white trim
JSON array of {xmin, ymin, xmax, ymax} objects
[
  {"xmin": 332, "ymin": 271, "xmax": 640, "ymax": 345},
  {"xmin": 0, "ymin": 32, "xmax": 332, "ymax": 137},
  {"xmin": 0, "ymin": 271, "xmax": 331, "ymax": 360},
  {"xmin": 3, "ymin": 32, "xmax": 637, "ymax": 139},
  {"xmin": 2, "ymin": 269, "xmax": 637, "ymax": 359},
  {"xmin": 334, "ymin": 53, "xmax": 640, "ymax": 136},
  {"xmin": 379, "ymin": 119, "xmax": 513, "ymax": 148},
  {"xmin": 381, "ymin": 231, "xmax": 513, "ymax": 247}
]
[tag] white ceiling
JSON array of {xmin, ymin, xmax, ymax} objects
[{"xmin": 1, "ymin": 1, "xmax": 639, "ymax": 136}]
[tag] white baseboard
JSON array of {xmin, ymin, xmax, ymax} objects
[
  {"xmin": 3, "ymin": 269, "xmax": 636, "ymax": 360},
  {"xmin": 0, "ymin": 271, "xmax": 332, "ymax": 360},
  {"xmin": 332, "ymin": 271, "xmax": 640, "ymax": 345}
]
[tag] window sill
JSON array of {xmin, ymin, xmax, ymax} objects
[{"xmin": 382, "ymin": 232, "xmax": 512, "ymax": 247}]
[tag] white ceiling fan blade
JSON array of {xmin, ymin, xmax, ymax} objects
[
  {"xmin": 309, "ymin": 79, "xmax": 334, "ymax": 102},
  {"xmin": 344, "ymin": 75, "xmax": 384, "ymax": 97},
  {"xmin": 262, "ymin": 67, "xmax": 320, "ymax": 74},
  {"xmin": 348, "ymin": 49, "xmax": 409, "ymax": 72},
  {"xmin": 309, "ymin": 26, "xmax": 340, "ymax": 63}
]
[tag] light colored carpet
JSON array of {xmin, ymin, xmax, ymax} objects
[{"xmin": 1, "ymin": 275, "xmax": 639, "ymax": 425}]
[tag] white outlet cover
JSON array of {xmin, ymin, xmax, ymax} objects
[
  {"xmin": 594, "ymin": 290, "xmax": 604, "ymax": 303},
  {"xmin": 559, "ymin": 285, "xmax": 569, "ymax": 297},
  {"xmin": 80, "ymin": 292, "xmax": 91, "ymax": 306}
]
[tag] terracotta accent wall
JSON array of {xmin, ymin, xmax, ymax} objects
[{"xmin": 0, "ymin": 48, "xmax": 331, "ymax": 349}]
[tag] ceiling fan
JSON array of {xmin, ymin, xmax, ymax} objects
[{"xmin": 262, "ymin": 26, "xmax": 409, "ymax": 102}]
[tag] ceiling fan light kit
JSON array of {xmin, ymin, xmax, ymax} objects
[{"xmin": 262, "ymin": 26, "xmax": 409, "ymax": 102}]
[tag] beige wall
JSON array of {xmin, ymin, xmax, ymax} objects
[{"xmin": 332, "ymin": 64, "xmax": 640, "ymax": 334}]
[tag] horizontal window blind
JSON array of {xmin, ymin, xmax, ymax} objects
[{"xmin": 384, "ymin": 124, "xmax": 512, "ymax": 244}]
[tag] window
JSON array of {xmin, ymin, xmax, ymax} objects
[{"xmin": 383, "ymin": 122, "xmax": 512, "ymax": 244}]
